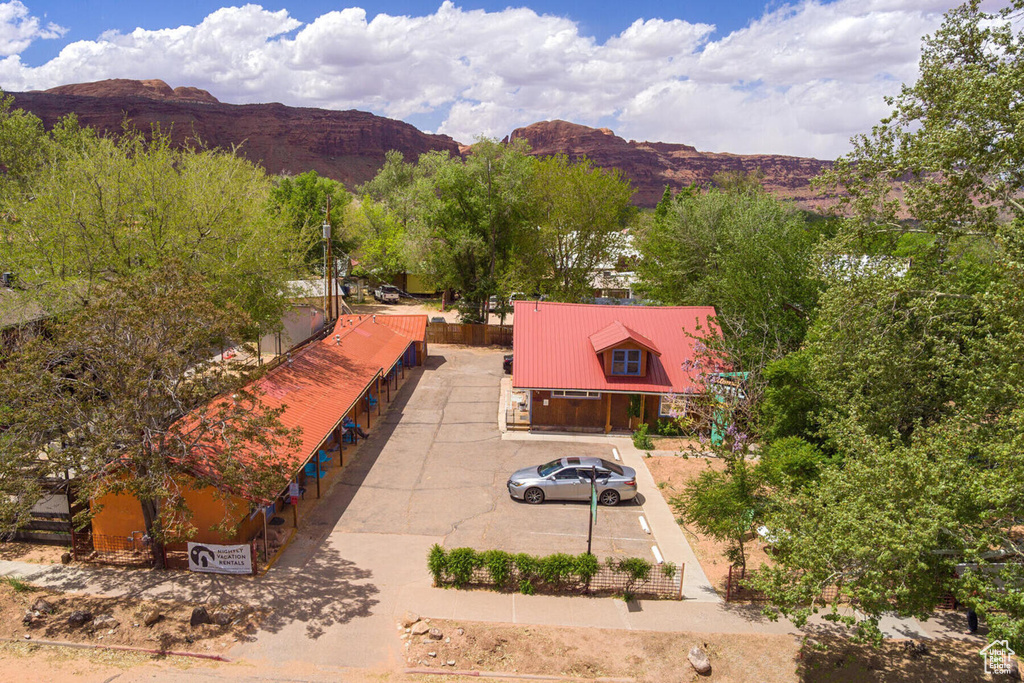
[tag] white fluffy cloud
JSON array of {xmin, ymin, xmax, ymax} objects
[
  {"xmin": 0, "ymin": 0, "xmax": 960, "ymax": 158},
  {"xmin": 0, "ymin": 0, "xmax": 63, "ymax": 56}
]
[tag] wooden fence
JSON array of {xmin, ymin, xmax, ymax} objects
[
  {"xmin": 426, "ymin": 322, "xmax": 512, "ymax": 347},
  {"xmin": 11, "ymin": 481, "xmax": 82, "ymax": 545}
]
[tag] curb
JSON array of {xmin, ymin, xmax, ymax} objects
[
  {"xmin": 0, "ymin": 636, "xmax": 231, "ymax": 661},
  {"xmin": 405, "ymin": 668, "xmax": 632, "ymax": 682}
]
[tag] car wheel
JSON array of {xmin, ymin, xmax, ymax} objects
[
  {"xmin": 524, "ymin": 487, "xmax": 545, "ymax": 505},
  {"xmin": 599, "ymin": 489, "xmax": 620, "ymax": 506}
]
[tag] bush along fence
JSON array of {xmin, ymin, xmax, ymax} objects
[
  {"xmin": 724, "ymin": 565, "xmax": 959, "ymax": 608},
  {"xmin": 428, "ymin": 546, "xmax": 683, "ymax": 600}
]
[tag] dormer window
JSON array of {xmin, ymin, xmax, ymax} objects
[{"xmin": 612, "ymin": 349, "xmax": 641, "ymax": 375}]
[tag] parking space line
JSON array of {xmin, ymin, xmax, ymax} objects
[{"xmin": 527, "ymin": 531, "xmax": 652, "ymax": 542}]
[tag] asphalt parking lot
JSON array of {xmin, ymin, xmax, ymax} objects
[{"xmin": 333, "ymin": 346, "xmax": 659, "ymax": 561}]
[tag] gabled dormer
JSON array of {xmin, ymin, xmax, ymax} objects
[{"xmin": 589, "ymin": 320, "xmax": 661, "ymax": 378}]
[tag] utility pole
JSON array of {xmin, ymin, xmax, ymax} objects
[{"xmin": 323, "ymin": 196, "xmax": 334, "ymax": 321}]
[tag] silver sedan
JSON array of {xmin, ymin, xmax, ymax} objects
[{"xmin": 507, "ymin": 456, "xmax": 637, "ymax": 506}]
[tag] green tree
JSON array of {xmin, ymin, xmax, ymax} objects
[
  {"xmin": 404, "ymin": 139, "xmax": 536, "ymax": 322},
  {"xmin": 346, "ymin": 198, "xmax": 408, "ymax": 282},
  {"xmin": 269, "ymin": 170, "xmax": 353, "ymax": 276},
  {"xmin": 0, "ymin": 118, "xmax": 295, "ymax": 335},
  {"xmin": 749, "ymin": 0, "xmax": 1024, "ymax": 648},
  {"xmin": 528, "ymin": 154, "xmax": 635, "ymax": 301},
  {"xmin": 673, "ymin": 456, "xmax": 763, "ymax": 573},
  {"xmin": 0, "ymin": 266, "xmax": 300, "ymax": 566},
  {"xmin": 635, "ymin": 181, "xmax": 823, "ymax": 382}
]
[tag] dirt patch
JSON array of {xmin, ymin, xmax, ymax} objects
[
  {"xmin": 400, "ymin": 620, "xmax": 1006, "ymax": 683},
  {"xmin": 0, "ymin": 580, "xmax": 261, "ymax": 655},
  {"xmin": 645, "ymin": 455, "xmax": 771, "ymax": 597},
  {"xmin": 0, "ymin": 542, "xmax": 68, "ymax": 565},
  {"xmin": 401, "ymin": 618, "xmax": 801, "ymax": 682},
  {"xmin": 646, "ymin": 437, "xmax": 702, "ymax": 453},
  {"xmin": 800, "ymin": 636, "xmax": 1001, "ymax": 682}
]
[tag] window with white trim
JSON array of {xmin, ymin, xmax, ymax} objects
[
  {"xmin": 659, "ymin": 394, "xmax": 689, "ymax": 417},
  {"xmin": 611, "ymin": 348, "xmax": 641, "ymax": 375},
  {"xmin": 551, "ymin": 390, "xmax": 601, "ymax": 399}
]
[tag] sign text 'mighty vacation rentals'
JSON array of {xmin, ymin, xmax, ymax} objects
[{"xmin": 187, "ymin": 542, "xmax": 253, "ymax": 575}]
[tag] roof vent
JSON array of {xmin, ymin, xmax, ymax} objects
[
  {"xmin": 373, "ymin": 315, "xmax": 377, "ymax": 323},
  {"xmin": 286, "ymin": 353, "xmax": 292, "ymax": 366},
  {"xmin": 334, "ymin": 334, "xmax": 341, "ymax": 345}
]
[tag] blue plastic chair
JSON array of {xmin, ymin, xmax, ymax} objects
[
  {"xmin": 366, "ymin": 394, "xmax": 378, "ymax": 407},
  {"xmin": 318, "ymin": 449, "xmax": 333, "ymax": 465},
  {"xmin": 304, "ymin": 462, "xmax": 326, "ymax": 479}
]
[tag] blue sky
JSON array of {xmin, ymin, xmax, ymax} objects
[{"xmin": 0, "ymin": 1, "xmax": 965, "ymax": 158}]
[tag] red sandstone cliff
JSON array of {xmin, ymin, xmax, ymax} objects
[
  {"xmin": 9, "ymin": 81, "xmax": 831, "ymax": 208},
  {"xmin": 10, "ymin": 80, "xmax": 461, "ymax": 189},
  {"xmin": 509, "ymin": 120, "xmax": 833, "ymax": 208}
]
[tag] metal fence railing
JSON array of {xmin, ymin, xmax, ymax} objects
[
  {"xmin": 438, "ymin": 564, "xmax": 684, "ymax": 600},
  {"xmin": 71, "ymin": 530, "xmax": 155, "ymax": 567},
  {"xmin": 724, "ymin": 565, "xmax": 958, "ymax": 609}
]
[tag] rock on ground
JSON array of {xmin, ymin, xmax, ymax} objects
[{"xmin": 688, "ymin": 645, "xmax": 711, "ymax": 675}]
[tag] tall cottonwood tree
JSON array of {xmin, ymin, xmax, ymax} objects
[
  {"xmin": 747, "ymin": 0, "xmax": 1024, "ymax": 648},
  {"xmin": 1, "ymin": 267, "xmax": 300, "ymax": 567},
  {"xmin": 526, "ymin": 154, "xmax": 635, "ymax": 302},
  {"xmin": 0, "ymin": 112, "xmax": 295, "ymax": 335}
]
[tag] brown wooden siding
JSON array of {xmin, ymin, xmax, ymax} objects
[{"xmin": 531, "ymin": 390, "xmax": 606, "ymax": 431}]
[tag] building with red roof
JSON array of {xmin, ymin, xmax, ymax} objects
[
  {"xmin": 511, "ymin": 301, "xmax": 717, "ymax": 433},
  {"xmin": 89, "ymin": 313, "xmax": 428, "ymax": 550}
]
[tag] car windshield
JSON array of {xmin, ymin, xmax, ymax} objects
[
  {"xmin": 598, "ymin": 459, "xmax": 624, "ymax": 475},
  {"xmin": 537, "ymin": 459, "xmax": 562, "ymax": 477}
]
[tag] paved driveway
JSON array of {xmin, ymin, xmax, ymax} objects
[
  {"xmin": 334, "ymin": 347, "xmax": 655, "ymax": 558},
  {"xmin": 233, "ymin": 346, "xmax": 660, "ymax": 669}
]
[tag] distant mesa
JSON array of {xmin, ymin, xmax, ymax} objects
[
  {"xmin": 509, "ymin": 120, "xmax": 833, "ymax": 209},
  {"xmin": 41, "ymin": 79, "xmax": 220, "ymax": 104},
  {"xmin": 10, "ymin": 80, "xmax": 833, "ymax": 209}
]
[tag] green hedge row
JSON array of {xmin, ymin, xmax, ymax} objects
[{"xmin": 428, "ymin": 545, "xmax": 677, "ymax": 597}]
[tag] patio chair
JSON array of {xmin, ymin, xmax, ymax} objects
[
  {"xmin": 317, "ymin": 449, "xmax": 333, "ymax": 465},
  {"xmin": 366, "ymin": 394, "xmax": 378, "ymax": 407},
  {"xmin": 304, "ymin": 462, "xmax": 326, "ymax": 479}
]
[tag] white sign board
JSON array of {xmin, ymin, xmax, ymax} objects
[{"xmin": 187, "ymin": 542, "xmax": 253, "ymax": 575}]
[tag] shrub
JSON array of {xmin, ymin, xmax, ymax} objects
[
  {"xmin": 446, "ymin": 547, "xmax": 480, "ymax": 588},
  {"xmin": 519, "ymin": 579, "xmax": 536, "ymax": 595},
  {"xmin": 660, "ymin": 561, "xmax": 678, "ymax": 579},
  {"xmin": 574, "ymin": 553, "xmax": 600, "ymax": 584},
  {"xmin": 427, "ymin": 544, "xmax": 447, "ymax": 586},
  {"xmin": 538, "ymin": 553, "xmax": 577, "ymax": 589},
  {"xmin": 632, "ymin": 423, "xmax": 654, "ymax": 450},
  {"xmin": 656, "ymin": 418, "xmax": 684, "ymax": 437},
  {"xmin": 481, "ymin": 549, "xmax": 514, "ymax": 590},
  {"xmin": 613, "ymin": 557, "xmax": 653, "ymax": 596}
]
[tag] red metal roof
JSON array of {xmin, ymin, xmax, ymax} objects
[
  {"xmin": 181, "ymin": 314, "xmax": 426, "ymax": 498},
  {"xmin": 374, "ymin": 314, "xmax": 427, "ymax": 342},
  {"xmin": 589, "ymin": 320, "xmax": 661, "ymax": 356},
  {"xmin": 511, "ymin": 301, "xmax": 717, "ymax": 394}
]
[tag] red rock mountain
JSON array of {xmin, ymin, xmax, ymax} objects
[
  {"xmin": 9, "ymin": 80, "xmax": 832, "ymax": 207},
  {"xmin": 509, "ymin": 120, "xmax": 833, "ymax": 208},
  {"xmin": 10, "ymin": 80, "xmax": 461, "ymax": 188}
]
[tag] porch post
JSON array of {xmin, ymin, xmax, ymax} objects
[
  {"xmin": 640, "ymin": 394, "xmax": 646, "ymax": 428},
  {"xmin": 605, "ymin": 393, "xmax": 612, "ymax": 434}
]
